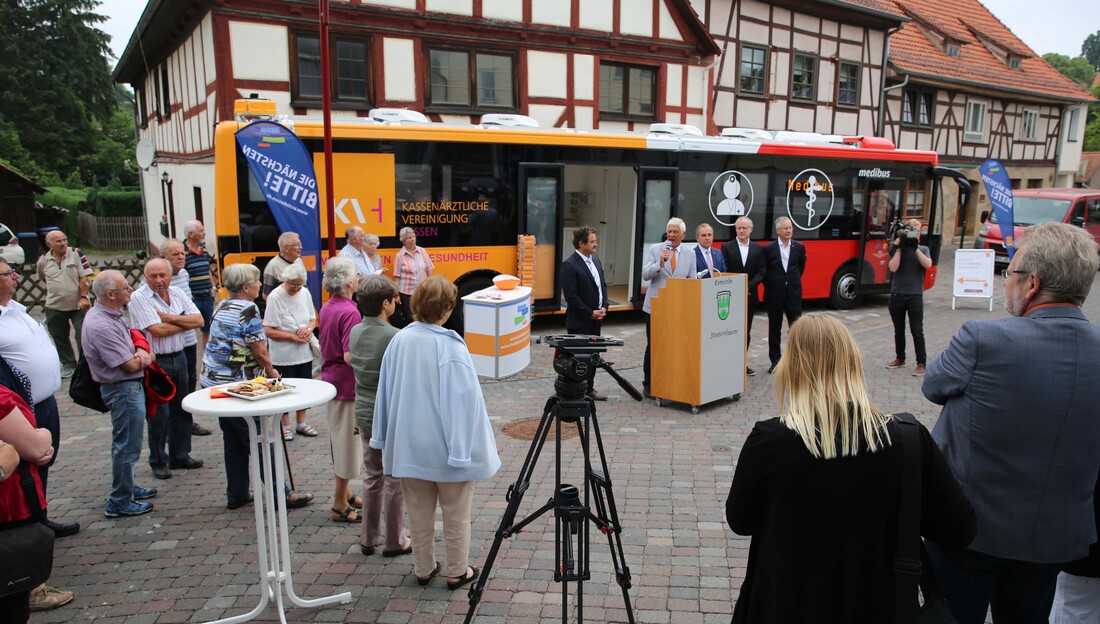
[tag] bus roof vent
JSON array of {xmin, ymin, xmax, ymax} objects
[
  {"xmin": 773, "ymin": 130, "xmax": 846, "ymax": 146},
  {"xmin": 842, "ymin": 135, "xmax": 896, "ymax": 150},
  {"xmin": 480, "ymin": 113, "xmax": 539, "ymax": 128},
  {"xmin": 720, "ymin": 127, "xmax": 773, "ymax": 141},
  {"xmin": 234, "ymin": 97, "xmax": 277, "ymax": 122},
  {"xmin": 368, "ymin": 108, "xmax": 430, "ymax": 124},
  {"xmin": 648, "ymin": 123, "xmax": 704, "ymax": 136}
]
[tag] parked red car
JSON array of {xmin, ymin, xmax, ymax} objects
[{"xmin": 974, "ymin": 188, "xmax": 1100, "ymax": 265}]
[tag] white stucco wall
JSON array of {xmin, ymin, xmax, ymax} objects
[
  {"xmin": 229, "ymin": 22, "xmax": 289, "ymax": 81},
  {"xmin": 383, "ymin": 38, "xmax": 417, "ymax": 102}
]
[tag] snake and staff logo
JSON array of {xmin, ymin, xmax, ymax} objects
[
  {"xmin": 707, "ymin": 170, "xmax": 754, "ymax": 227},
  {"xmin": 785, "ymin": 169, "xmax": 834, "ymax": 231}
]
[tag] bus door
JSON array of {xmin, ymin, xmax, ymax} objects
[
  {"xmin": 856, "ymin": 180, "xmax": 906, "ymax": 294},
  {"xmin": 519, "ymin": 163, "xmax": 565, "ymax": 311},
  {"xmin": 633, "ymin": 167, "xmax": 678, "ymax": 306}
]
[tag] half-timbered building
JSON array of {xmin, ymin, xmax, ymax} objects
[
  {"xmin": 112, "ymin": 0, "xmax": 720, "ymax": 247},
  {"xmin": 882, "ymin": 0, "xmax": 1094, "ymax": 237}
]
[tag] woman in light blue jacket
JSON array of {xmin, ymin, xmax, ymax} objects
[{"xmin": 370, "ymin": 275, "xmax": 501, "ymax": 590}]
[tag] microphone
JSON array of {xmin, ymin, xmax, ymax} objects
[
  {"xmin": 696, "ymin": 269, "xmax": 711, "ymax": 278},
  {"xmin": 664, "ymin": 243, "xmax": 672, "ymax": 251}
]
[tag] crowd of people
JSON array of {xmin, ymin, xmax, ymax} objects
[{"xmin": 2, "ymin": 217, "xmax": 1099, "ymax": 624}]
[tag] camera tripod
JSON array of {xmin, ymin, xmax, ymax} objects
[{"xmin": 464, "ymin": 335, "xmax": 642, "ymax": 624}]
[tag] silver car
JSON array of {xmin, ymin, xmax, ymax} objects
[{"xmin": 0, "ymin": 222, "xmax": 26, "ymax": 264}]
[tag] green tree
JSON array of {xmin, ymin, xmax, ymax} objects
[
  {"xmin": 85, "ymin": 101, "xmax": 138, "ymax": 187},
  {"xmin": 1043, "ymin": 53, "xmax": 1097, "ymax": 87},
  {"xmin": 1084, "ymin": 31, "xmax": 1100, "ymax": 71},
  {"xmin": 1085, "ymin": 85, "xmax": 1100, "ymax": 152},
  {"xmin": 0, "ymin": 0, "xmax": 115, "ymax": 181}
]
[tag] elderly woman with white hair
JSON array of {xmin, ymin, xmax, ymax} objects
[
  {"xmin": 393, "ymin": 226, "xmax": 433, "ymax": 327},
  {"xmin": 263, "ymin": 263, "xmax": 318, "ymax": 440},
  {"xmin": 318, "ymin": 257, "xmax": 363, "ymax": 522}
]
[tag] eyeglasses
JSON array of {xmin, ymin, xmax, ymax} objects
[
  {"xmin": 107, "ymin": 284, "xmax": 134, "ymax": 293},
  {"xmin": 1001, "ymin": 269, "xmax": 1029, "ymax": 280},
  {"xmin": 285, "ymin": 282, "xmax": 306, "ymax": 290},
  {"xmin": 0, "ymin": 269, "xmax": 17, "ymax": 278}
]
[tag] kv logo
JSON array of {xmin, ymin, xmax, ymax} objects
[{"xmin": 335, "ymin": 197, "xmax": 384, "ymax": 225}]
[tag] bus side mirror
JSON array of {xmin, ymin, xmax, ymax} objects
[{"xmin": 980, "ymin": 210, "xmax": 989, "ymax": 223}]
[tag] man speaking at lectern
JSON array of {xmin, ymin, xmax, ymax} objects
[
  {"xmin": 560, "ymin": 225, "xmax": 610, "ymax": 401},
  {"xmin": 641, "ymin": 218, "xmax": 697, "ymax": 397}
]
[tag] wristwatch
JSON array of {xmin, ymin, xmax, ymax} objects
[{"xmin": 0, "ymin": 462, "xmax": 7, "ymax": 482}]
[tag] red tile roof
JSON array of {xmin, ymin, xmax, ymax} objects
[
  {"xmin": 834, "ymin": 0, "xmax": 909, "ymax": 20},
  {"xmin": 1078, "ymin": 152, "xmax": 1100, "ymax": 186},
  {"xmin": 886, "ymin": 0, "xmax": 1095, "ymax": 102}
]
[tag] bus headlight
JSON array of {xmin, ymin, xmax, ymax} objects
[{"xmin": 979, "ymin": 225, "xmax": 989, "ymax": 237}]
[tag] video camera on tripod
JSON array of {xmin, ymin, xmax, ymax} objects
[
  {"xmin": 539, "ymin": 335, "xmax": 644, "ymax": 404},
  {"xmin": 463, "ymin": 334, "xmax": 641, "ymax": 624}
]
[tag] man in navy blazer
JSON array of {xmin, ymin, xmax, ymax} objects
[
  {"xmin": 721, "ymin": 217, "xmax": 766, "ymax": 375},
  {"xmin": 693, "ymin": 223, "xmax": 725, "ymax": 278},
  {"xmin": 560, "ymin": 225, "xmax": 609, "ymax": 400},
  {"xmin": 922, "ymin": 222, "xmax": 1100, "ymax": 624},
  {"xmin": 762, "ymin": 216, "xmax": 806, "ymax": 373}
]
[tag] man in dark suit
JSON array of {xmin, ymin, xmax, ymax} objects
[
  {"xmin": 762, "ymin": 216, "xmax": 806, "ymax": 373},
  {"xmin": 922, "ymin": 222, "xmax": 1100, "ymax": 624},
  {"xmin": 721, "ymin": 217, "xmax": 766, "ymax": 376},
  {"xmin": 560, "ymin": 225, "xmax": 609, "ymax": 400},
  {"xmin": 693, "ymin": 223, "xmax": 725, "ymax": 278}
]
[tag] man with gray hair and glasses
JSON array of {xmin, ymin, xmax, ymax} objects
[{"xmin": 922, "ymin": 222, "xmax": 1100, "ymax": 623}]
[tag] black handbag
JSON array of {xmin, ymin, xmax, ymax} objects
[
  {"xmin": 894, "ymin": 414, "xmax": 958, "ymax": 624},
  {"xmin": 0, "ymin": 463, "xmax": 54, "ymax": 597},
  {"xmin": 69, "ymin": 356, "xmax": 109, "ymax": 413}
]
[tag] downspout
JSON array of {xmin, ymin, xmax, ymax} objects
[
  {"xmin": 702, "ymin": 55, "xmax": 720, "ymax": 134},
  {"xmin": 877, "ymin": 24, "xmax": 906, "ymax": 138}
]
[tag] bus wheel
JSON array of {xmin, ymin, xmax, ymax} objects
[
  {"xmin": 829, "ymin": 265, "xmax": 862, "ymax": 310},
  {"xmin": 446, "ymin": 274, "xmax": 496, "ymax": 335}
]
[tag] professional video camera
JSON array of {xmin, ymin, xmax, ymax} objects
[{"xmin": 888, "ymin": 218, "xmax": 920, "ymax": 248}]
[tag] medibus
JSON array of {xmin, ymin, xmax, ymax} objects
[{"xmin": 214, "ymin": 99, "xmax": 970, "ymax": 330}]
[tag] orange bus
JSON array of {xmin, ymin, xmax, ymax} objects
[{"xmin": 214, "ymin": 100, "xmax": 970, "ymax": 329}]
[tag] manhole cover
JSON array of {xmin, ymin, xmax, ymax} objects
[{"xmin": 502, "ymin": 417, "xmax": 581, "ymax": 441}]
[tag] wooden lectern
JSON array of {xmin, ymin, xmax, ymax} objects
[{"xmin": 650, "ymin": 274, "xmax": 747, "ymax": 413}]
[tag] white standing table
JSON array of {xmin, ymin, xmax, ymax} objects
[{"xmin": 182, "ymin": 378, "xmax": 349, "ymax": 624}]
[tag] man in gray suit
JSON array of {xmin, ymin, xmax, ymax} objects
[
  {"xmin": 640, "ymin": 217, "xmax": 697, "ymax": 396},
  {"xmin": 922, "ymin": 222, "xmax": 1100, "ymax": 624}
]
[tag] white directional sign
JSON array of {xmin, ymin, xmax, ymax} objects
[{"xmin": 952, "ymin": 249, "xmax": 995, "ymax": 311}]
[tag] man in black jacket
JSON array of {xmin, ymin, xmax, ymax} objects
[
  {"xmin": 762, "ymin": 217, "xmax": 806, "ymax": 373},
  {"xmin": 560, "ymin": 225, "xmax": 609, "ymax": 400},
  {"xmin": 721, "ymin": 217, "xmax": 766, "ymax": 376}
]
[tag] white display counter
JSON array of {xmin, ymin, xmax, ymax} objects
[{"xmin": 462, "ymin": 285, "xmax": 532, "ymax": 379}]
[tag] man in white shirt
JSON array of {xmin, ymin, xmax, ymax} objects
[
  {"xmin": 0, "ymin": 258, "xmax": 77, "ymax": 609},
  {"xmin": 161, "ymin": 239, "xmax": 211, "ymax": 436},
  {"xmin": 762, "ymin": 217, "xmax": 807, "ymax": 373},
  {"xmin": 720, "ymin": 217, "xmax": 767, "ymax": 376},
  {"xmin": 338, "ymin": 226, "xmax": 381, "ymax": 276},
  {"xmin": 128, "ymin": 258, "xmax": 204, "ymax": 479},
  {"xmin": 560, "ymin": 226, "xmax": 610, "ymax": 400}
]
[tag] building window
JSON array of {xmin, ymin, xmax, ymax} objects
[
  {"xmin": 136, "ymin": 85, "xmax": 148, "ymax": 129},
  {"xmin": 837, "ymin": 62, "xmax": 859, "ymax": 106},
  {"xmin": 428, "ymin": 47, "xmax": 515, "ymax": 110},
  {"xmin": 1008, "ymin": 57, "xmax": 1021, "ymax": 69},
  {"xmin": 599, "ymin": 62, "xmax": 657, "ymax": 119},
  {"xmin": 1027, "ymin": 179, "xmax": 1043, "ymax": 189},
  {"xmin": 1068, "ymin": 107, "xmax": 1081, "ymax": 142},
  {"xmin": 964, "ymin": 100, "xmax": 987, "ymax": 141},
  {"xmin": 291, "ymin": 33, "xmax": 372, "ymax": 107},
  {"xmin": 904, "ymin": 182, "xmax": 927, "ymax": 219},
  {"xmin": 1021, "ymin": 110, "xmax": 1038, "ymax": 141},
  {"xmin": 791, "ymin": 54, "xmax": 816, "ymax": 100},
  {"xmin": 946, "ymin": 42, "xmax": 961, "ymax": 58},
  {"xmin": 739, "ymin": 45, "xmax": 767, "ymax": 95},
  {"xmin": 160, "ymin": 65, "xmax": 171, "ymax": 119},
  {"xmin": 902, "ymin": 90, "xmax": 934, "ymax": 126}
]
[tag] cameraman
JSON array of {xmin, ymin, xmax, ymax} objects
[{"xmin": 885, "ymin": 219, "xmax": 932, "ymax": 376}]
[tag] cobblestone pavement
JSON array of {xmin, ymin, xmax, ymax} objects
[{"xmin": 31, "ymin": 248, "xmax": 1093, "ymax": 624}]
